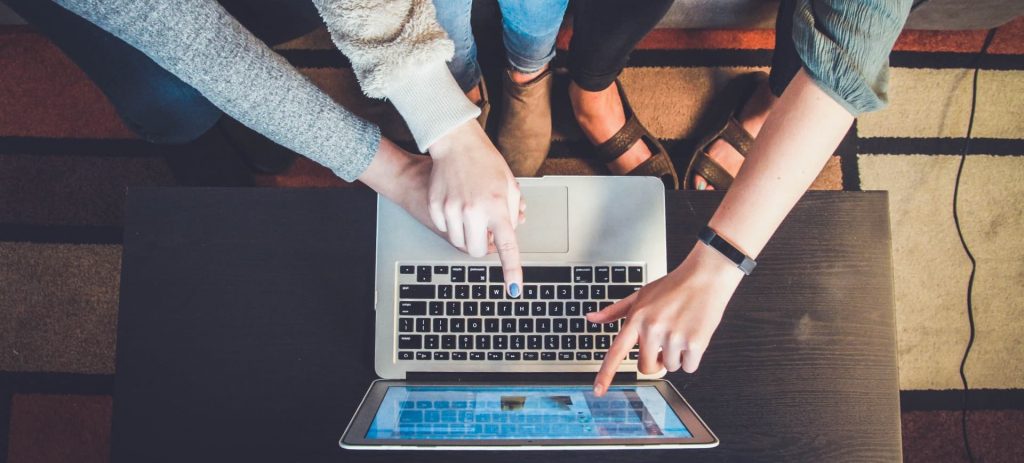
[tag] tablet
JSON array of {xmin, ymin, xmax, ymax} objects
[{"xmin": 340, "ymin": 380, "xmax": 718, "ymax": 450}]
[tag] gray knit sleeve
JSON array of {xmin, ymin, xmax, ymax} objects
[
  {"xmin": 791, "ymin": 0, "xmax": 912, "ymax": 115},
  {"xmin": 53, "ymin": 0, "xmax": 381, "ymax": 182}
]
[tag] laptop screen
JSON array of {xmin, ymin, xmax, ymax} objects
[{"xmin": 365, "ymin": 385, "xmax": 692, "ymax": 440}]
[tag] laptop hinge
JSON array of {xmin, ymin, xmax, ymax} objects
[
  {"xmin": 406, "ymin": 372, "xmax": 647, "ymax": 383},
  {"xmin": 407, "ymin": 372, "xmax": 598, "ymax": 383}
]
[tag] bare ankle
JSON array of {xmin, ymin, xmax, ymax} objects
[{"xmin": 509, "ymin": 65, "xmax": 548, "ymax": 85}]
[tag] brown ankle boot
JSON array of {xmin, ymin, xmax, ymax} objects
[
  {"xmin": 475, "ymin": 76, "xmax": 491, "ymax": 130},
  {"xmin": 495, "ymin": 68, "xmax": 553, "ymax": 177}
]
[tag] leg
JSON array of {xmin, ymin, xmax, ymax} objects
[
  {"xmin": 691, "ymin": 0, "xmax": 797, "ymax": 189},
  {"xmin": 498, "ymin": 0, "xmax": 568, "ymax": 84},
  {"xmin": 2, "ymin": 0, "xmax": 222, "ymax": 144},
  {"xmin": 492, "ymin": 0, "xmax": 568, "ymax": 176},
  {"xmin": 567, "ymin": 0, "xmax": 673, "ymax": 174},
  {"xmin": 431, "ymin": 0, "xmax": 481, "ymax": 95}
]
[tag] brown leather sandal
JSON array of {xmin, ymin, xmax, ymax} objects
[
  {"xmin": 592, "ymin": 79, "xmax": 680, "ymax": 190},
  {"xmin": 684, "ymin": 71, "xmax": 767, "ymax": 190}
]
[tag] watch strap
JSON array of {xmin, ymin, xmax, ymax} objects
[{"xmin": 697, "ymin": 226, "xmax": 757, "ymax": 275}]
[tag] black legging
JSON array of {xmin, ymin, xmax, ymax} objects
[{"xmin": 568, "ymin": 0, "xmax": 803, "ymax": 98}]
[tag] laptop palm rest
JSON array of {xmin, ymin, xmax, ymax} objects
[{"xmin": 516, "ymin": 185, "xmax": 569, "ymax": 253}]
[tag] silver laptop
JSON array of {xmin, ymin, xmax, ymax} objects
[{"xmin": 342, "ymin": 176, "xmax": 718, "ymax": 449}]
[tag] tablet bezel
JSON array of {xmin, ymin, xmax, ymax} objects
[{"xmin": 339, "ymin": 379, "xmax": 719, "ymax": 450}]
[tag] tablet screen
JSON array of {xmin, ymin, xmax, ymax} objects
[{"xmin": 365, "ymin": 385, "xmax": 692, "ymax": 440}]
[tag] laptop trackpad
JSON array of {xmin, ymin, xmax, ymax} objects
[{"xmin": 516, "ymin": 185, "xmax": 568, "ymax": 253}]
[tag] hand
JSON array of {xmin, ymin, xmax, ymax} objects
[
  {"xmin": 587, "ymin": 243, "xmax": 745, "ymax": 396},
  {"xmin": 427, "ymin": 120, "xmax": 525, "ymax": 295}
]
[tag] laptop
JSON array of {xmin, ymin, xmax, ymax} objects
[{"xmin": 341, "ymin": 176, "xmax": 718, "ymax": 449}]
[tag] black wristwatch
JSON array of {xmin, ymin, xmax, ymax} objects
[{"xmin": 697, "ymin": 226, "xmax": 757, "ymax": 275}]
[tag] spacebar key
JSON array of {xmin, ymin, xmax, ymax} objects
[
  {"xmin": 399, "ymin": 284, "xmax": 435, "ymax": 299},
  {"xmin": 522, "ymin": 266, "xmax": 572, "ymax": 282}
]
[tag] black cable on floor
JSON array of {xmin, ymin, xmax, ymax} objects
[{"xmin": 953, "ymin": 27, "xmax": 997, "ymax": 463}]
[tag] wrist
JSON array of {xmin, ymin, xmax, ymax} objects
[
  {"xmin": 427, "ymin": 120, "xmax": 479, "ymax": 160},
  {"xmin": 683, "ymin": 242, "xmax": 747, "ymax": 283}
]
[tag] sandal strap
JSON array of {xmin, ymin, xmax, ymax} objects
[
  {"xmin": 721, "ymin": 116, "xmax": 754, "ymax": 157},
  {"xmin": 627, "ymin": 150, "xmax": 679, "ymax": 189},
  {"xmin": 593, "ymin": 114, "xmax": 646, "ymax": 164},
  {"xmin": 693, "ymin": 152, "xmax": 733, "ymax": 190}
]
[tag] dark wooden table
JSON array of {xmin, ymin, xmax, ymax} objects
[{"xmin": 114, "ymin": 187, "xmax": 900, "ymax": 462}]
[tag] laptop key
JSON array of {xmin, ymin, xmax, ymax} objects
[
  {"xmin": 549, "ymin": 302, "xmax": 564, "ymax": 317},
  {"xmin": 494, "ymin": 335, "xmax": 508, "ymax": 349},
  {"xmin": 450, "ymin": 266, "xmax": 466, "ymax": 282},
  {"xmin": 432, "ymin": 318, "xmax": 448, "ymax": 333},
  {"xmin": 398, "ymin": 351, "xmax": 414, "ymax": 360},
  {"xmin": 434, "ymin": 266, "xmax": 448, "ymax": 274},
  {"xmin": 545, "ymin": 335, "xmax": 559, "ymax": 350},
  {"xmin": 452, "ymin": 352, "xmax": 468, "ymax": 360},
  {"xmin": 574, "ymin": 267, "xmax": 593, "ymax": 283},
  {"xmin": 559, "ymin": 352, "xmax": 574, "ymax": 361},
  {"xmin": 553, "ymin": 318, "xmax": 568, "ymax": 332},
  {"xmin": 464, "ymin": 302, "xmax": 479, "ymax": 316},
  {"xmin": 475, "ymin": 335, "xmax": 490, "ymax": 350},
  {"xmin": 583, "ymin": 301, "xmax": 597, "ymax": 314},
  {"xmin": 570, "ymin": 319, "xmax": 585, "ymax": 333},
  {"xmin": 528, "ymin": 335, "xmax": 542, "ymax": 349},
  {"xmin": 595, "ymin": 266, "xmax": 610, "ymax": 283},
  {"xmin": 566, "ymin": 302, "xmax": 581, "ymax": 316},
  {"xmin": 429, "ymin": 301, "xmax": 444, "ymax": 315},
  {"xmin": 501, "ymin": 319, "xmax": 516, "ymax": 333},
  {"xmin": 467, "ymin": 318, "xmax": 482, "ymax": 332},
  {"xmin": 425, "ymin": 335, "xmax": 439, "ymax": 349},
  {"xmin": 629, "ymin": 351, "xmax": 640, "ymax": 360},
  {"xmin": 417, "ymin": 266, "xmax": 432, "ymax": 282},
  {"xmin": 579, "ymin": 335, "xmax": 593, "ymax": 349},
  {"xmin": 505, "ymin": 352, "xmax": 521, "ymax": 361},
  {"xmin": 472, "ymin": 285, "xmax": 487, "ymax": 299},
  {"xmin": 541, "ymin": 352, "xmax": 556, "ymax": 361},
  {"xmin": 468, "ymin": 266, "xmax": 487, "ymax": 282},
  {"xmin": 574, "ymin": 285, "xmax": 588, "ymax": 300},
  {"xmin": 576, "ymin": 352, "xmax": 592, "ymax": 361},
  {"xmin": 524, "ymin": 352, "xmax": 539, "ymax": 360},
  {"xmin": 596, "ymin": 335, "xmax": 610, "ymax": 349},
  {"xmin": 442, "ymin": 335, "xmax": 456, "ymax": 349},
  {"xmin": 398, "ymin": 335, "xmax": 421, "ymax": 349},
  {"xmin": 515, "ymin": 302, "xmax": 530, "ymax": 316},
  {"xmin": 536, "ymin": 319, "xmax": 551, "ymax": 333},
  {"xmin": 451, "ymin": 318, "xmax": 466, "ymax": 333},
  {"xmin": 518, "ymin": 319, "xmax": 534, "ymax": 333},
  {"xmin": 399, "ymin": 285, "xmax": 435, "ymax": 299},
  {"xmin": 522, "ymin": 266, "xmax": 572, "ymax": 283},
  {"xmin": 488, "ymin": 352, "xmax": 502, "ymax": 361},
  {"xmin": 591, "ymin": 285, "xmax": 606, "ymax": 299},
  {"xmin": 489, "ymin": 285, "xmax": 504, "ymax": 299},
  {"xmin": 446, "ymin": 302, "xmax": 461, "ymax": 316},
  {"xmin": 438, "ymin": 285, "xmax": 453, "ymax": 299},
  {"xmin": 489, "ymin": 266, "xmax": 504, "ymax": 283},
  {"xmin": 485, "ymin": 319, "xmax": 499, "ymax": 333},
  {"xmin": 523, "ymin": 285, "xmax": 539, "ymax": 299},
  {"xmin": 540, "ymin": 285, "xmax": 555, "ymax": 299},
  {"xmin": 399, "ymin": 301, "xmax": 427, "ymax": 316},
  {"xmin": 511, "ymin": 335, "xmax": 525, "ymax": 349},
  {"xmin": 416, "ymin": 351, "xmax": 430, "ymax": 360},
  {"xmin": 587, "ymin": 321, "xmax": 602, "ymax": 333},
  {"xmin": 557, "ymin": 285, "xmax": 572, "ymax": 299},
  {"xmin": 470, "ymin": 352, "xmax": 485, "ymax": 360},
  {"xmin": 611, "ymin": 266, "xmax": 627, "ymax": 283},
  {"xmin": 531, "ymin": 302, "xmax": 546, "ymax": 316},
  {"xmin": 628, "ymin": 267, "xmax": 644, "ymax": 283},
  {"xmin": 561, "ymin": 335, "xmax": 576, "ymax": 350},
  {"xmin": 497, "ymin": 301, "xmax": 512, "ymax": 316},
  {"xmin": 400, "ymin": 265, "xmax": 415, "ymax": 274},
  {"xmin": 399, "ymin": 318, "xmax": 413, "ymax": 332},
  {"xmin": 455, "ymin": 285, "xmax": 469, "ymax": 299},
  {"xmin": 434, "ymin": 352, "xmax": 450, "ymax": 360},
  {"xmin": 608, "ymin": 285, "xmax": 642, "ymax": 300},
  {"xmin": 459, "ymin": 335, "xmax": 473, "ymax": 350},
  {"xmin": 594, "ymin": 352, "xmax": 606, "ymax": 360},
  {"xmin": 416, "ymin": 318, "xmax": 430, "ymax": 333}
]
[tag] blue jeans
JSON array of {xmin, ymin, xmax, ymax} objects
[
  {"xmin": 432, "ymin": 0, "xmax": 569, "ymax": 92},
  {"xmin": 3, "ymin": 0, "xmax": 319, "ymax": 144}
]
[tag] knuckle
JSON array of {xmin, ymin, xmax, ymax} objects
[{"xmin": 685, "ymin": 339, "xmax": 706, "ymax": 352}]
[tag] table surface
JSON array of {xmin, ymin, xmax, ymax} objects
[{"xmin": 114, "ymin": 187, "xmax": 900, "ymax": 462}]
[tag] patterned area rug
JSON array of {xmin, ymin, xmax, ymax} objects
[{"xmin": 0, "ymin": 10, "xmax": 1022, "ymax": 463}]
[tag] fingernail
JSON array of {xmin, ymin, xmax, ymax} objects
[
  {"xmin": 593, "ymin": 384, "xmax": 603, "ymax": 395},
  {"xmin": 508, "ymin": 282, "xmax": 521, "ymax": 298},
  {"xmin": 696, "ymin": 180, "xmax": 706, "ymax": 190}
]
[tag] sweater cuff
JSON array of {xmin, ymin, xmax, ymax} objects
[{"xmin": 383, "ymin": 62, "xmax": 481, "ymax": 153}]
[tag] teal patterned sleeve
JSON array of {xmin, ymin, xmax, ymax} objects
[{"xmin": 791, "ymin": 0, "xmax": 912, "ymax": 115}]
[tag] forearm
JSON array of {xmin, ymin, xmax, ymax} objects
[
  {"xmin": 54, "ymin": 0, "xmax": 380, "ymax": 181},
  {"xmin": 313, "ymin": 0, "xmax": 478, "ymax": 152},
  {"xmin": 707, "ymin": 69, "xmax": 854, "ymax": 258}
]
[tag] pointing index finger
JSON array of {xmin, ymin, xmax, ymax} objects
[
  {"xmin": 489, "ymin": 216, "xmax": 523, "ymax": 297},
  {"xmin": 593, "ymin": 319, "xmax": 639, "ymax": 397}
]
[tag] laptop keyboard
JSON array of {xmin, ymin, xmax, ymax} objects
[{"xmin": 395, "ymin": 264, "xmax": 643, "ymax": 362}]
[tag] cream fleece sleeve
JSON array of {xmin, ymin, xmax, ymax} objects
[{"xmin": 313, "ymin": 0, "xmax": 480, "ymax": 152}]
